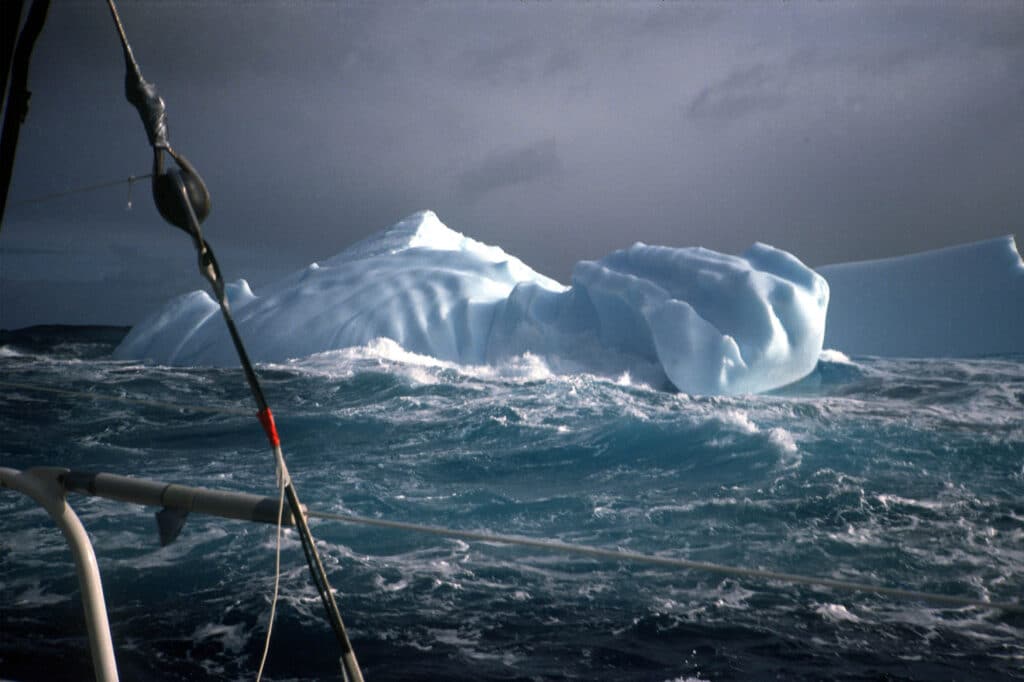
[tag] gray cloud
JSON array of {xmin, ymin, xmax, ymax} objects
[
  {"xmin": 2, "ymin": 2, "xmax": 1021, "ymax": 328},
  {"xmin": 457, "ymin": 139, "xmax": 562, "ymax": 201},
  {"xmin": 458, "ymin": 38, "xmax": 538, "ymax": 84},
  {"xmin": 688, "ymin": 64, "xmax": 787, "ymax": 121},
  {"xmin": 543, "ymin": 46, "xmax": 581, "ymax": 77}
]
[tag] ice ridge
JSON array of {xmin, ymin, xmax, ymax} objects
[{"xmin": 114, "ymin": 211, "xmax": 829, "ymax": 394}]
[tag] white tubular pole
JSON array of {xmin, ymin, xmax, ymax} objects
[{"xmin": 0, "ymin": 467, "xmax": 120, "ymax": 682}]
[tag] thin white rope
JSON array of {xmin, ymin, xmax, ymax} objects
[
  {"xmin": 255, "ymin": 473, "xmax": 287, "ymax": 682},
  {"xmin": 0, "ymin": 380, "xmax": 294, "ymax": 677}
]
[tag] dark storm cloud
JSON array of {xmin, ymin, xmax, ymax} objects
[
  {"xmin": 688, "ymin": 64, "xmax": 787, "ymax": 122},
  {"xmin": 458, "ymin": 38, "xmax": 538, "ymax": 84},
  {"xmin": 975, "ymin": 19, "xmax": 1024, "ymax": 52},
  {"xmin": 457, "ymin": 139, "xmax": 562, "ymax": 202},
  {"xmin": 2, "ymin": 1, "xmax": 1022, "ymax": 328},
  {"xmin": 543, "ymin": 46, "xmax": 581, "ymax": 77},
  {"xmin": 0, "ymin": 245, "xmax": 63, "ymax": 256},
  {"xmin": 583, "ymin": 2, "xmax": 722, "ymax": 41}
]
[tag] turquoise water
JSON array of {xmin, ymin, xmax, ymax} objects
[{"xmin": 1, "ymin": 327, "xmax": 1022, "ymax": 681}]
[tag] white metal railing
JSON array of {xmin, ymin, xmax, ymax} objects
[
  {"xmin": 1, "ymin": 467, "xmax": 120, "ymax": 682},
  {"xmin": 5, "ymin": 465, "xmax": 1022, "ymax": 682},
  {"xmin": 0, "ymin": 466, "xmax": 301, "ymax": 682}
]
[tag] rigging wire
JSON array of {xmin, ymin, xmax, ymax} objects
[
  {"xmin": 2, "ymin": 379, "xmax": 1022, "ymax": 615},
  {"xmin": 11, "ymin": 173, "xmax": 152, "ymax": 207},
  {"xmin": 307, "ymin": 509, "xmax": 1024, "ymax": 615}
]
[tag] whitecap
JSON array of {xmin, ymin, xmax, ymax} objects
[
  {"xmin": 279, "ymin": 337, "xmax": 556, "ymax": 385},
  {"xmin": 716, "ymin": 408, "xmax": 759, "ymax": 434},
  {"xmin": 767, "ymin": 426, "xmax": 798, "ymax": 454},
  {"xmin": 0, "ymin": 345, "xmax": 26, "ymax": 358},
  {"xmin": 819, "ymin": 348, "xmax": 854, "ymax": 364},
  {"xmin": 816, "ymin": 603, "xmax": 862, "ymax": 623},
  {"xmin": 190, "ymin": 621, "xmax": 251, "ymax": 655}
]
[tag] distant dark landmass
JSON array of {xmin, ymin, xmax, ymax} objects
[{"xmin": 0, "ymin": 325, "xmax": 130, "ymax": 358}]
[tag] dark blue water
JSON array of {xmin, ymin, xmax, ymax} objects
[{"xmin": 2, "ymin": 327, "xmax": 1022, "ymax": 681}]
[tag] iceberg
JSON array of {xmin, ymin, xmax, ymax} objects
[
  {"xmin": 819, "ymin": 236, "xmax": 1024, "ymax": 357},
  {"xmin": 114, "ymin": 211, "xmax": 829, "ymax": 394}
]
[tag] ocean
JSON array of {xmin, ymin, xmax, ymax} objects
[{"xmin": 1, "ymin": 325, "xmax": 1022, "ymax": 681}]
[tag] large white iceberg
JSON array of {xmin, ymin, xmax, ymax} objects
[
  {"xmin": 819, "ymin": 236, "xmax": 1024, "ymax": 357},
  {"xmin": 114, "ymin": 211, "xmax": 829, "ymax": 394}
]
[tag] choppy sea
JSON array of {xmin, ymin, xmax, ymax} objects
[{"xmin": 1, "ymin": 325, "xmax": 1022, "ymax": 681}]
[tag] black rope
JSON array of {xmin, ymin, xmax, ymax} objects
[
  {"xmin": 105, "ymin": 2, "xmax": 362, "ymax": 679},
  {"xmin": 170, "ymin": 173, "xmax": 360, "ymax": 671}
]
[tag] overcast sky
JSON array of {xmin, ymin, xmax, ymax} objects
[{"xmin": 2, "ymin": 1, "xmax": 1022, "ymax": 329}]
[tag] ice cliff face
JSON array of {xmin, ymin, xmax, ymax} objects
[
  {"xmin": 114, "ymin": 211, "xmax": 829, "ymax": 394},
  {"xmin": 819, "ymin": 236, "xmax": 1024, "ymax": 358}
]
